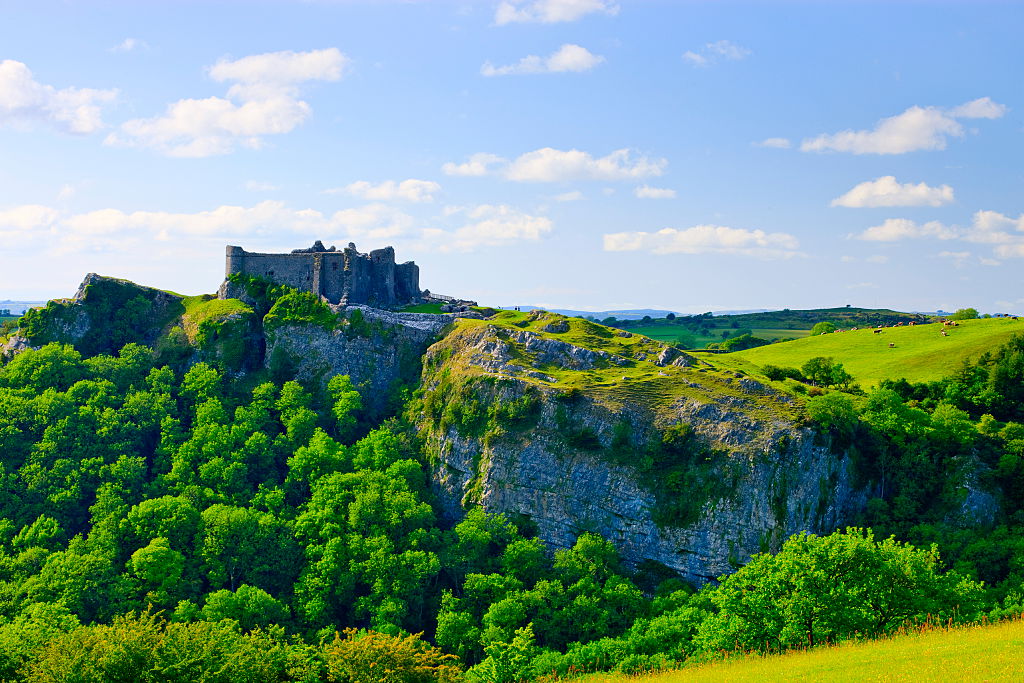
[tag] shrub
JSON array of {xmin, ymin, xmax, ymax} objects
[{"xmin": 322, "ymin": 628, "xmax": 462, "ymax": 683}]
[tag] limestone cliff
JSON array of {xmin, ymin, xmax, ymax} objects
[
  {"xmin": 414, "ymin": 311, "xmax": 870, "ymax": 584},
  {"xmin": 263, "ymin": 305, "xmax": 454, "ymax": 415}
]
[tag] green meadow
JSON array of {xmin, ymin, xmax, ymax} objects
[
  {"xmin": 702, "ymin": 317, "xmax": 1024, "ymax": 387},
  {"xmin": 628, "ymin": 325, "xmax": 808, "ymax": 348},
  {"xmin": 578, "ymin": 618, "xmax": 1024, "ymax": 683}
]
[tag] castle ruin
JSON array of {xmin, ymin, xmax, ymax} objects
[{"xmin": 224, "ymin": 241, "xmax": 421, "ymax": 307}]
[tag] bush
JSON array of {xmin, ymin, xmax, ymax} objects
[
  {"xmin": 951, "ymin": 308, "xmax": 979, "ymax": 321},
  {"xmin": 323, "ymin": 628, "xmax": 462, "ymax": 683}
]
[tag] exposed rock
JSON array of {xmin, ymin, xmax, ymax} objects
[
  {"xmin": 543, "ymin": 320, "xmax": 570, "ymax": 333},
  {"xmin": 417, "ymin": 323, "xmax": 870, "ymax": 585},
  {"xmin": 266, "ymin": 305, "xmax": 454, "ymax": 416}
]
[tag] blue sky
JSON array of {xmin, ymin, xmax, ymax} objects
[{"xmin": 1, "ymin": 0, "xmax": 1022, "ymax": 313}]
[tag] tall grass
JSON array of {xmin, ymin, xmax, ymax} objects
[{"xmin": 578, "ymin": 616, "xmax": 1024, "ymax": 682}]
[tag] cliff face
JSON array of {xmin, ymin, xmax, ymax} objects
[
  {"xmin": 264, "ymin": 305, "xmax": 454, "ymax": 415},
  {"xmin": 415, "ymin": 313, "xmax": 870, "ymax": 584}
]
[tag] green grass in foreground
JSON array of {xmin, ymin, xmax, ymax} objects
[
  {"xmin": 582, "ymin": 618, "xmax": 1024, "ymax": 683},
  {"xmin": 705, "ymin": 317, "xmax": 1024, "ymax": 387}
]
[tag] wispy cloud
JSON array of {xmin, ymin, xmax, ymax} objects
[
  {"xmin": 442, "ymin": 153, "xmax": 507, "ymax": 177},
  {"xmin": 110, "ymin": 38, "xmax": 149, "ymax": 53},
  {"xmin": 245, "ymin": 180, "xmax": 280, "ymax": 192},
  {"xmin": 634, "ymin": 185, "xmax": 676, "ymax": 199},
  {"xmin": 442, "ymin": 147, "xmax": 666, "ymax": 182},
  {"xmin": 482, "ymin": 44, "xmax": 604, "ymax": 76},
  {"xmin": 495, "ymin": 0, "xmax": 618, "ymax": 25},
  {"xmin": 753, "ymin": 137, "xmax": 791, "ymax": 149},
  {"xmin": 682, "ymin": 40, "xmax": 751, "ymax": 67},
  {"xmin": 426, "ymin": 204, "xmax": 553, "ymax": 251},
  {"xmin": 604, "ymin": 225, "xmax": 800, "ymax": 259},
  {"xmin": 328, "ymin": 179, "xmax": 441, "ymax": 203}
]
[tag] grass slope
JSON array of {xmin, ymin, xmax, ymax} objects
[
  {"xmin": 705, "ymin": 318, "xmax": 1024, "ymax": 387},
  {"xmin": 582, "ymin": 618, "xmax": 1024, "ymax": 682}
]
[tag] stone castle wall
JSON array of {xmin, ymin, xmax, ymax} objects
[{"xmin": 225, "ymin": 242, "xmax": 420, "ymax": 307}]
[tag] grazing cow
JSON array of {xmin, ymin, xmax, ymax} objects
[
  {"xmin": 889, "ymin": 342, "xmax": 895, "ymax": 348},
  {"xmin": 873, "ymin": 328, "xmax": 883, "ymax": 334}
]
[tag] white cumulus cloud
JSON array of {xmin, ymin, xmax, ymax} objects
[
  {"xmin": 634, "ymin": 185, "xmax": 676, "ymax": 199},
  {"xmin": 0, "ymin": 60, "xmax": 117, "ymax": 134},
  {"xmin": 495, "ymin": 0, "xmax": 618, "ymax": 25},
  {"xmin": 482, "ymin": 44, "xmax": 604, "ymax": 76},
  {"xmin": 333, "ymin": 179, "xmax": 441, "ymax": 203},
  {"xmin": 962, "ymin": 211, "xmax": 1024, "ymax": 258},
  {"xmin": 431, "ymin": 204, "xmax": 553, "ymax": 252},
  {"xmin": 855, "ymin": 218, "xmax": 958, "ymax": 242},
  {"xmin": 801, "ymin": 97, "xmax": 1007, "ymax": 155},
  {"xmin": 682, "ymin": 40, "xmax": 751, "ymax": 67},
  {"xmin": 831, "ymin": 176, "xmax": 954, "ymax": 208},
  {"xmin": 0, "ymin": 204, "xmax": 60, "ymax": 232},
  {"xmin": 603, "ymin": 225, "xmax": 800, "ymax": 259},
  {"xmin": 505, "ymin": 147, "xmax": 666, "ymax": 182},
  {"xmin": 106, "ymin": 48, "xmax": 348, "ymax": 157}
]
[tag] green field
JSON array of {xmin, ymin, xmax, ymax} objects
[
  {"xmin": 581, "ymin": 618, "xmax": 1024, "ymax": 682},
  {"xmin": 628, "ymin": 325, "xmax": 809, "ymax": 348},
  {"xmin": 701, "ymin": 317, "xmax": 1024, "ymax": 387}
]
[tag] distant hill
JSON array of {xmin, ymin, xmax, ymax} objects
[
  {"xmin": 579, "ymin": 306, "xmax": 933, "ymax": 350},
  {"xmin": 0, "ymin": 301, "xmax": 45, "ymax": 316},
  {"xmin": 510, "ymin": 307, "xmax": 773, "ymax": 320},
  {"xmin": 511, "ymin": 307, "xmax": 680, "ymax": 320},
  {"xmin": 708, "ymin": 317, "xmax": 1024, "ymax": 387}
]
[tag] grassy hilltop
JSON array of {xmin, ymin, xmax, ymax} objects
[{"xmin": 704, "ymin": 317, "xmax": 1024, "ymax": 387}]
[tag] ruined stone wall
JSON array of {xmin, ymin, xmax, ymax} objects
[
  {"xmin": 224, "ymin": 243, "xmax": 421, "ymax": 307},
  {"xmin": 225, "ymin": 246, "xmax": 316, "ymax": 292}
]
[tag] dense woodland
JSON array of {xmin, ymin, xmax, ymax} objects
[{"xmin": 1, "ymin": 296, "xmax": 1024, "ymax": 680}]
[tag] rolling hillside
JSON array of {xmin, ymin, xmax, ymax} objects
[
  {"xmin": 581, "ymin": 618, "xmax": 1024, "ymax": 683},
  {"xmin": 702, "ymin": 317, "xmax": 1024, "ymax": 387}
]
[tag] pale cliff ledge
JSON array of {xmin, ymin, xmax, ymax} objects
[{"xmin": 220, "ymin": 241, "xmax": 422, "ymax": 308}]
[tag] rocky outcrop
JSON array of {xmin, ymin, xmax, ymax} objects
[
  {"xmin": 417, "ymin": 323, "xmax": 869, "ymax": 585},
  {"xmin": 5, "ymin": 274, "xmax": 185, "ymax": 356}
]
